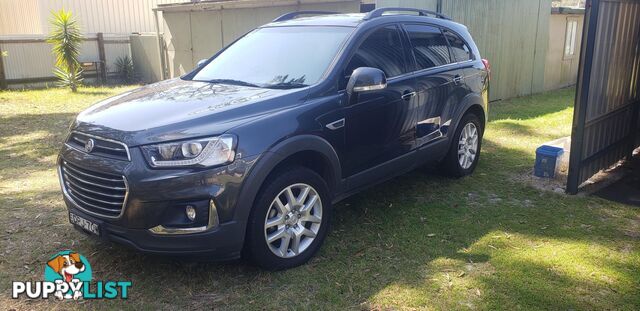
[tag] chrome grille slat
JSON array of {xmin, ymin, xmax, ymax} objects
[
  {"xmin": 62, "ymin": 161, "xmax": 123, "ymax": 182},
  {"xmin": 64, "ymin": 178, "xmax": 125, "ymax": 198},
  {"xmin": 66, "ymin": 132, "xmax": 130, "ymax": 161},
  {"xmin": 95, "ymin": 145, "xmax": 126, "ymax": 152},
  {"xmin": 67, "ymin": 186, "xmax": 123, "ymax": 205},
  {"xmin": 66, "ymin": 191, "xmax": 123, "ymax": 213},
  {"xmin": 60, "ymin": 161, "xmax": 127, "ymax": 218},
  {"xmin": 62, "ymin": 168, "xmax": 126, "ymax": 191}
]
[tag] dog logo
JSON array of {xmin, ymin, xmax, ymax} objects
[
  {"xmin": 84, "ymin": 138, "xmax": 95, "ymax": 153},
  {"xmin": 12, "ymin": 250, "xmax": 131, "ymax": 300},
  {"xmin": 44, "ymin": 251, "xmax": 92, "ymax": 300}
]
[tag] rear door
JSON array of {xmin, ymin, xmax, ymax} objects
[
  {"xmin": 402, "ymin": 24, "xmax": 455, "ymax": 147},
  {"xmin": 442, "ymin": 29, "xmax": 476, "ymax": 128},
  {"xmin": 444, "ymin": 29, "xmax": 486, "ymax": 109}
]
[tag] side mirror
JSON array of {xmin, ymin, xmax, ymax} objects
[
  {"xmin": 346, "ymin": 67, "xmax": 387, "ymax": 96},
  {"xmin": 196, "ymin": 59, "xmax": 208, "ymax": 68}
]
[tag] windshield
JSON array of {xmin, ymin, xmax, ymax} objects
[{"xmin": 191, "ymin": 26, "xmax": 353, "ymax": 88}]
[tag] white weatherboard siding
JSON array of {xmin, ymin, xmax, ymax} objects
[
  {"xmin": 0, "ymin": 0, "xmax": 42, "ymax": 35},
  {"xmin": 0, "ymin": 0, "xmax": 179, "ymax": 35}
]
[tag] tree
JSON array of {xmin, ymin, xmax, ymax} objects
[{"xmin": 47, "ymin": 10, "xmax": 83, "ymax": 92}]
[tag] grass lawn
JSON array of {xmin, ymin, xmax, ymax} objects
[{"xmin": 1, "ymin": 86, "xmax": 639, "ymax": 310}]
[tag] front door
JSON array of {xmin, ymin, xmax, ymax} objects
[{"xmin": 342, "ymin": 25, "xmax": 419, "ymax": 178}]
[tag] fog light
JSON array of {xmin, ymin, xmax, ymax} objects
[{"xmin": 185, "ymin": 205, "xmax": 196, "ymax": 221}]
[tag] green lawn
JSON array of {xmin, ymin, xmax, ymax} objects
[{"xmin": 1, "ymin": 86, "xmax": 638, "ymax": 310}]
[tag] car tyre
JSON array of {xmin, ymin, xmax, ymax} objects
[
  {"xmin": 442, "ymin": 112, "xmax": 484, "ymax": 177},
  {"xmin": 245, "ymin": 166, "xmax": 331, "ymax": 270}
]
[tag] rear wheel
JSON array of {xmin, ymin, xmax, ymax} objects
[
  {"xmin": 442, "ymin": 113, "xmax": 483, "ymax": 177},
  {"xmin": 246, "ymin": 167, "xmax": 331, "ymax": 270}
]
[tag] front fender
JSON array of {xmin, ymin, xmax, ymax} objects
[{"xmin": 229, "ymin": 135, "xmax": 343, "ymax": 247}]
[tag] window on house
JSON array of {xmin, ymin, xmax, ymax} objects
[{"xmin": 564, "ymin": 18, "xmax": 579, "ymax": 59}]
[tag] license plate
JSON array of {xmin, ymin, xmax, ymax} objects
[{"xmin": 69, "ymin": 212, "xmax": 101, "ymax": 236}]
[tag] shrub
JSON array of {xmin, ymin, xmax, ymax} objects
[{"xmin": 47, "ymin": 10, "xmax": 83, "ymax": 92}]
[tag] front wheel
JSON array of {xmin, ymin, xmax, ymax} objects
[
  {"xmin": 442, "ymin": 113, "xmax": 484, "ymax": 177},
  {"xmin": 245, "ymin": 167, "xmax": 331, "ymax": 270}
]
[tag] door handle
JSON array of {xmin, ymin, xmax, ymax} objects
[
  {"xmin": 453, "ymin": 75, "xmax": 463, "ymax": 84},
  {"xmin": 401, "ymin": 91, "xmax": 417, "ymax": 101}
]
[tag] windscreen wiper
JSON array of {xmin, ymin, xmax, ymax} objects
[
  {"xmin": 207, "ymin": 79, "xmax": 261, "ymax": 88},
  {"xmin": 264, "ymin": 82, "xmax": 309, "ymax": 89}
]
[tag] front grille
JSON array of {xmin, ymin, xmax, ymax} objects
[
  {"xmin": 60, "ymin": 160, "xmax": 127, "ymax": 218},
  {"xmin": 66, "ymin": 132, "xmax": 130, "ymax": 161}
]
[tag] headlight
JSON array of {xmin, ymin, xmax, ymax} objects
[{"xmin": 141, "ymin": 135, "xmax": 236, "ymax": 168}]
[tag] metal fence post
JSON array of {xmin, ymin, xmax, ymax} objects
[
  {"xmin": 0, "ymin": 50, "xmax": 7, "ymax": 90},
  {"xmin": 97, "ymin": 32, "xmax": 107, "ymax": 83}
]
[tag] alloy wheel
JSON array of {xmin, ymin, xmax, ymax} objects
[
  {"xmin": 264, "ymin": 183, "xmax": 323, "ymax": 258},
  {"xmin": 458, "ymin": 122, "xmax": 479, "ymax": 169}
]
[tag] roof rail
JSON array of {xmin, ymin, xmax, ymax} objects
[
  {"xmin": 364, "ymin": 7, "xmax": 451, "ymax": 21},
  {"xmin": 272, "ymin": 11, "xmax": 339, "ymax": 23}
]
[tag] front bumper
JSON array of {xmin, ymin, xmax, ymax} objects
[{"xmin": 58, "ymin": 141, "xmax": 259, "ymax": 258}]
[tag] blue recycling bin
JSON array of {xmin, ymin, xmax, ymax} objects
[{"xmin": 534, "ymin": 145, "xmax": 564, "ymax": 178}]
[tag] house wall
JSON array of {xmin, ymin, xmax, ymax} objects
[
  {"xmin": 544, "ymin": 13, "xmax": 584, "ymax": 91},
  {"xmin": 377, "ymin": 0, "xmax": 552, "ymax": 101},
  {"xmin": 0, "ymin": 0, "xmax": 42, "ymax": 35},
  {"xmin": 159, "ymin": 0, "xmax": 361, "ymax": 78},
  {"xmin": 0, "ymin": 0, "xmax": 178, "ymax": 35}
]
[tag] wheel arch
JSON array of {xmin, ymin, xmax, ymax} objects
[
  {"xmin": 451, "ymin": 94, "xmax": 487, "ymax": 136},
  {"xmin": 233, "ymin": 135, "xmax": 342, "ymax": 233}
]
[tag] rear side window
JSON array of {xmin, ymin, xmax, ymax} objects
[
  {"xmin": 345, "ymin": 26, "xmax": 407, "ymax": 78},
  {"xmin": 405, "ymin": 24, "xmax": 451, "ymax": 70},
  {"xmin": 444, "ymin": 30, "xmax": 472, "ymax": 62}
]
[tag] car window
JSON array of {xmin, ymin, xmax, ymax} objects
[
  {"xmin": 444, "ymin": 30, "xmax": 472, "ymax": 62},
  {"xmin": 192, "ymin": 26, "xmax": 353, "ymax": 88},
  {"xmin": 405, "ymin": 24, "xmax": 451, "ymax": 70},
  {"xmin": 345, "ymin": 25, "xmax": 407, "ymax": 78}
]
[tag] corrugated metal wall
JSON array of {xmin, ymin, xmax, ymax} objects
[
  {"xmin": 159, "ymin": 0, "xmax": 361, "ymax": 78},
  {"xmin": 0, "ymin": 0, "xmax": 178, "ymax": 35},
  {"xmin": 376, "ymin": 0, "xmax": 551, "ymax": 101},
  {"xmin": 0, "ymin": 0, "xmax": 42, "ymax": 35},
  {"xmin": 375, "ymin": 0, "xmax": 438, "ymax": 9},
  {"xmin": 567, "ymin": 0, "xmax": 640, "ymax": 193}
]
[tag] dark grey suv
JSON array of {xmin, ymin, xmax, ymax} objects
[{"xmin": 58, "ymin": 8, "xmax": 489, "ymax": 270}]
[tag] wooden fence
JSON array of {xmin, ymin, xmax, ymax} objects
[{"xmin": 0, "ymin": 33, "xmax": 131, "ymax": 89}]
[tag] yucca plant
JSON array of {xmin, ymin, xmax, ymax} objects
[
  {"xmin": 47, "ymin": 10, "xmax": 83, "ymax": 92},
  {"xmin": 115, "ymin": 55, "xmax": 136, "ymax": 84}
]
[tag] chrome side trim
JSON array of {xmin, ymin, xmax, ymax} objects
[
  {"xmin": 66, "ymin": 131, "xmax": 131, "ymax": 161},
  {"xmin": 418, "ymin": 116, "xmax": 441, "ymax": 126},
  {"xmin": 58, "ymin": 164, "xmax": 129, "ymax": 220},
  {"xmin": 326, "ymin": 118, "xmax": 345, "ymax": 130},
  {"xmin": 353, "ymin": 83, "xmax": 387, "ymax": 92},
  {"xmin": 149, "ymin": 199, "xmax": 220, "ymax": 235},
  {"xmin": 149, "ymin": 225, "xmax": 208, "ymax": 235}
]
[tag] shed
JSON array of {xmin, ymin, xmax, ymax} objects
[
  {"xmin": 544, "ymin": 7, "xmax": 585, "ymax": 91},
  {"xmin": 155, "ymin": 0, "xmax": 361, "ymax": 78},
  {"xmin": 566, "ymin": 0, "xmax": 640, "ymax": 194}
]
